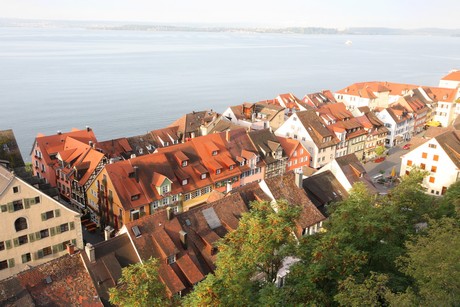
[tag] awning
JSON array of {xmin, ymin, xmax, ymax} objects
[
  {"xmin": 394, "ymin": 136, "xmax": 403, "ymax": 141},
  {"xmin": 426, "ymin": 121, "xmax": 441, "ymax": 127}
]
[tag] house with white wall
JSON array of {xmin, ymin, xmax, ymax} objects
[
  {"xmin": 400, "ymin": 129, "xmax": 460, "ymax": 196},
  {"xmin": 376, "ymin": 104, "xmax": 414, "ymax": 147},
  {"xmin": 275, "ymin": 110, "xmax": 339, "ymax": 168},
  {"xmin": 439, "ymin": 70, "xmax": 460, "ymax": 89}
]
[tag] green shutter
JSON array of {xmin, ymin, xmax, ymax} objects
[
  {"xmin": 54, "ymin": 209, "xmax": 61, "ymax": 217},
  {"xmin": 69, "ymin": 222, "xmax": 75, "ymax": 230},
  {"xmin": 13, "ymin": 238, "xmax": 19, "ymax": 247},
  {"xmin": 71, "ymin": 239, "xmax": 77, "ymax": 246},
  {"xmin": 30, "ymin": 198, "xmax": 36, "ymax": 205},
  {"xmin": 8, "ymin": 258, "xmax": 15, "ymax": 268},
  {"xmin": 29, "ymin": 233, "xmax": 35, "ymax": 242},
  {"xmin": 41, "ymin": 213, "xmax": 47, "ymax": 221},
  {"xmin": 5, "ymin": 240, "xmax": 12, "ymax": 249},
  {"xmin": 37, "ymin": 250, "xmax": 44, "ymax": 259},
  {"xmin": 32, "ymin": 252, "xmax": 39, "ymax": 260},
  {"xmin": 0, "ymin": 205, "xmax": 6, "ymax": 212},
  {"xmin": 58, "ymin": 243, "xmax": 64, "ymax": 252},
  {"xmin": 52, "ymin": 245, "xmax": 58, "ymax": 254},
  {"xmin": 35, "ymin": 231, "xmax": 41, "ymax": 240},
  {"xmin": 7, "ymin": 202, "xmax": 14, "ymax": 212},
  {"xmin": 24, "ymin": 198, "xmax": 30, "ymax": 209},
  {"xmin": 21, "ymin": 254, "xmax": 28, "ymax": 263},
  {"xmin": 50, "ymin": 227, "xmax": 56, "ymax": 236},
  {"xmin": 55, "ymin": 226, "xmax": 62, "ymax": 234}
]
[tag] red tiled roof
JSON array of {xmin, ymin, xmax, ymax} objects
[{"xmin": 441, "ymin": 69, "xmax": 460, "ymax": 81}]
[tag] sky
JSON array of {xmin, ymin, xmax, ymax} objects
[{"xmin": 1, "ymin": 0, "xmax": 459, "ymax": 29}]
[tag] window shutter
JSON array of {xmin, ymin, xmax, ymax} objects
[
  {"xmin": 55, "ymin": 209, "xmax": 61, "ymax": 217},
  {"xmin": 13, "ymin": 238, "xmax": 19, "ymax": 247},
  {"xmin": 38, "ymin": 249, "xmax": 44, "ymax": 259},
  {"xmin": 7, "ymin": 202, "xmax": 14, "ymax": 213},
  {"xmin": 52, "ymin": 245, "xmax": 58, "ymax": 254},
  {"xmin": 33, "ymin": 252, "xmax": 39, "ymax": 260},
  {"xmin": 24, "ymin": 198, "xmax": 30, "ymax": 209},
  {"xmin": 58, "ymin": 243, "xmax": 64, "ymax": 252},
  {"xmin": 5, "ymin": 240, "xmax": 12, "ymax": 249},
  {"xmin": 50, "ymin": 227, "xmax": 56, "ymax": 236},
  {"xmin": 35, "ymin": 231, "xmax": 41, "ymax": 240},
  {"xmin": 71, "ymin": 239, "xmax": 77, "ymax": 246},
  {"xmin": 56, "ymin": 226, "xmax": 62, "ymax": 234},
  {"xmin": 69, "ymin": 222, "xmax": 75, "ymax": 230},
  {"xmin": 0, "ymin": 205, "xmax": 6, "ymax": 212},
  {"xmin": 21, "ymin": 254, "xmax": 27, "ymax": 263},
  {"xmin": 41, "ymin": 213, "xmax": 47, "ymax": 221},
  {"xmin": 29, "ymin": 233, "xmax": 35, "ymax": 242},
  {"xmin": 30, "ymin": 197, "xmax": 36, "ymax": 205},
  {"xmin": 8, "ymin": 258, "xmax": 15, "ymax": 268}
]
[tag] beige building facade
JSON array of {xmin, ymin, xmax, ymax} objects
[{"xmin": 0, "ymin": 166, "xmax": 83, "ymax": 280}]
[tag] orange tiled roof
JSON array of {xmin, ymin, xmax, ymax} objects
[
  {"xmin": 422, "ymin": 86, "xmax": 457, "ymax": 102},
  {"xmin": 441, "ymin": 69, "xmax": 460, "ymax": 81}
]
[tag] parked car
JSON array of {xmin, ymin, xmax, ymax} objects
[{"xmin": 403, "ymin": 144, "xmax": 411, "ymax": 150}]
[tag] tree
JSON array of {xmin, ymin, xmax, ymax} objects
[
  {"xmin": 334, "ymin": 272, "xmax": 391, "ymax": 306},
  {"xmin": 375, "ymin": 145, "xmax": 386, "ymax": 156},
  {"xmin": 183, "ymin": 200, "xmax": 301, "ymax": 306},
  {"xmin": 392, "ymin": 217, "xmax": 460, "ymax": 306},
  {"xmin": 108, "ymin": 257, "xmax": 168, "ymax": 307}
]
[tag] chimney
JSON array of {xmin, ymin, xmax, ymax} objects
[
  {"xmin": 104, "ymin": 225, "xmax": 114, "ymax": 241},
  {"xmin": 89, "ymin": 140, "xmax": 93, "ymax": 149},
  {"xmin": 86, "ymin": 125, "xmax": 91, "ymax": 132},
  {"xmin": 57, "ymin": 130, "xmax": 62, "ymax": 135},
  {"xmin": 133, "ymin": 166, "xmax": 139, "ymax": 182},
  {"xmin": 166, "ymin": 206, "xmax": 173, "ymax": 220},
  {"xmin": 179, "ymin": 230, "xmax": 188, "ymax": 249},
  {"xmin": 85, "ymin": 243, "xmax": 95, "ymax": 263},
  {"xmin": 66, "ymin": 242, "xmax": 75, "ymax": 255},
  {"xmin": 225, "ymin": 130, "xmax": 230, "ymax": 142},
  {"xmin": 295, "ymin": 170, "xmax": 304, "ymax": 189}
]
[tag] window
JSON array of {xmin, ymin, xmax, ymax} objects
[
  {"xmin": 22, "ymin": 253, "xmax": 31, "ymax": 264},
  {"xmin": 420, "ymin": 163, "xmax": 426, "ymax": 170},
  {"xmin": 0, "ymin": 260, "xmax": 7, "ymax": 270},
  {"xmin": 429, "ymin": 176, "xmax": 435, "ymax": 183},
  {"xmin": 43, "ymin": 246, "xmax": 52, "ymax": 256},
  {"xmin": 181, "ymin": 160, "xmax": 188, "ymax": 167},
  {"xmin": 13, "ymin": 186, "xmax": 20, "ymax": 193},
  {"xmin": 212, "ymin": 150, "xmax": 218, "ymax": 156},
  {"xmin": 60, "ymin": 223, "xmax": 69, "ymax": 233},
  {"xmin": 0, "ymin": 241, "xmax": 4, "ymax": 251},
  {"xmin": 162, "ymin": 184, "xmax": 169, "ymax": 194},
  {"xmin": 13, "ymin": 200, "xmax": 24, "ymax": 211},
  {"xmin": 182, "ymin": 179, "xmax": 188, "ymax": 185},
  {"xmin": 407, "ymin": 160, "xmax": 413, "ymax": 166},
  {"xmin": 229, "ymin": 165, "xmax": 234, "ymax": 170},
  {"xmin": 40, "ymin": 228, "xmax": 49, "ymax": 238},
  {"xmin": 167, "ymin": 255, "xmax": 176, "ymax": 264},
  {"xmin": 42, "ymin": 210, "xmax": 54, "ymax": 221},
  {"xmin": 433, "ymin": 155, "xmax": 439, "ymax": 161},
  {"xmin": 162, "ymin": 198, "xmax": 169, "ymax": 206},
  {"xmin": 151, "ymin": 201, "xmax": 159, "ymax": 210},
  {"xmin": 18, "ymin": 235, "xmax": 28, "ymax": 245},
  {"xmin": 431, "ymin": 166, "xmax": 437, "ymax": 173},
  {"xmin": 422, "ymin": 152, "xmax": 427, "ymax": 159},
  {"xmin": 34, "ymin": 196, "xmax": 40, "ymax": 204},
  {"xmin": 201, "ymin": 173, "xmax": 207, "ymax": 179},
  {"xmin": 15, "ymin": 217, "xmax": 28, "ymax": 231},
  {"xmin": 216, "ymin": 169, "xmax": 221, "ymax": 175},
  {"xmin": 429, "ymin": 144, "xmax": 437, "ymax": 149},
  {"xmin": 172, "ymin": 195, "xmax": 178, "ymax": 202}
]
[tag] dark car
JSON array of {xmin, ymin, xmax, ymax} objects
[{"xmin": 403, "ymin": 144, "xmax": 411, "ymax": 150}]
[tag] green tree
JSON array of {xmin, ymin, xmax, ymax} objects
[
  {"xmin": 334, "ymin": 272, "xmax": 391, "ymax": 306},
  {"xmin": 108, "ymin": 257, "xmax": 168, "ymax": 307},
  {"xmin": 183, "ymin": 200, "xmax": 301, "ymax": 306},
  {"xmin": 375, "ymin": 145, "xmax": 386, "ymax": 156},
  {"xmin": 392, "ymin": 217, "xmax": 460, "ymax": 306}
]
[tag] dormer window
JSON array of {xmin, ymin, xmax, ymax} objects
[
  {"xmin": 182, "ymin": 160, "xmax": 188, "ymax": 167},
  {"xmin": 182, "ymin": 179, "xmax": 188, "ymax": 186},
  {"xmin": 229, "ymin": 165, "xmax": 234, "ymax": 170},
  {"xmin": 131, "ymin": 194, "xmax": 140, "ymax": 201},
  {"xmin": 167, "ymin": 254, "xmax": 176, "ymax": 264},
  {"xmin": 240, "ymin": 160, "xmax": 245, "ymax": 166},
  {"xmin": 212, "ymin": 150, "xmax": 218, "ymax": 156},
  {"xmin": 201, "ymin": 173, "xmax": 207, "ymax": 179},
  {"xmin": 216, "ymin": 169, "xmax": 221, "ymax": 175}
]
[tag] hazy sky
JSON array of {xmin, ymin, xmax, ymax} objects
[{"xmin": 1, "ymin": 0, "xmax": 459, "ymax": 28}]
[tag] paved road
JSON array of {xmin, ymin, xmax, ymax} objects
[{"xmin": 363, "ymin": 140, "xmax": 412, "ymax": 193}]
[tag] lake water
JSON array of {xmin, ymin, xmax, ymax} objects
[{"xmin": 0, "ymin": 27, "xmax": 459, "ymax": 160}]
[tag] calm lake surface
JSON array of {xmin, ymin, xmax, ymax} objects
[{"xmin": 0, "ymin": 27, "xmax": 459, "ymax": 160}]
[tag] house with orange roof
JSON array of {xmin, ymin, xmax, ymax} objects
[
  {"xmin": 439, "ymin": 69, "xmax": 460, "ymax": 89},
  {"xmin": 396, "ymin": 92, "xmax": 430, "ymax": 135},
  {"xmin": 222, "ymin": 101, "xmax": 285, "ymax": 131},
  {"xmin": 329, "ymin": 119, "xmax": 367, "ymax": 160},
  {"xmin": 31, "ymin": 127, "xmax": 97, "ymax": 187},
  {"xmin": 95, "ymin": 137, "xmax": 133, "ymax": 161},
  {"xmin": 376, "ymin": 104, "xmax": 414, "ymax": 147},
  {"xmin": 354, "ymin": 112, "xmax": 389, "ymax": 160},
  {"xmin": 302, "ymin": 90, "xmax": 337, "ymax": 109},
  {"xmin": 275, "ymin": 93, "xmax": 304, "ymax": 114},
  {"xmin": 275, "ymin": 110, "xmax": 339, "ymax": 168},
  {"xmin": 335, "ymin": 81, "xmax": 419, "ymax": 110},
  {"xmin": 276, "ymin": 136, "xmax": 310, "ymax": 172},
  {"xmin": 169, "ymin": 110, "xmax": 221, "ymax": 141},
  {"xmin": 423, "ymin": 86, "xmax": 460, "ymax": 127}
]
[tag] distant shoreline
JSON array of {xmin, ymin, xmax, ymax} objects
[{"xmin": 1, "ymin": 18, "xmax": 459, "ymax": 37}]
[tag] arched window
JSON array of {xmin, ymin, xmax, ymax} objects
[{"xmin": 15, "ymin": 217, "xmax": 28, "ymax": 232}]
